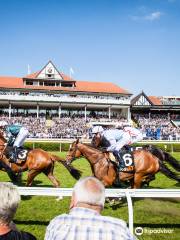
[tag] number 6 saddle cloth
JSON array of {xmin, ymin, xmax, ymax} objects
[{"xmin": 109, "ymin": 146, "xmax": 136, "ymax": 173}]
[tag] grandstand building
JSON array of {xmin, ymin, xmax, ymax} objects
[
  {"xmin": 131, "ymin": 91, "xmax": 180, "ymax": 115},
  {"xmin": 131, "ymin": 91, "xmax": 180, "ymax": 128},
  {"xmin": 0, "ymin": 61, "xmax": 132, "ymax": 121}
]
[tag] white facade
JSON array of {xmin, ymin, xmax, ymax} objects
[{"xmin": 0, "ymin": 61, "xmax": 132, "ymax": 121}]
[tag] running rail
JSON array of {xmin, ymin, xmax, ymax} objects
[{"xmin": 17, "ymin": 187, "xmax": 180, "ymax": 235}]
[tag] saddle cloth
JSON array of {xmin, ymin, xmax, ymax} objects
[
  {"xmin": 109, "ymin": 146, "xmax": 137, "ymax": 173},
  {"xmin": 6, "ymin": 146, "xmax": 29, "ymax": 163}
]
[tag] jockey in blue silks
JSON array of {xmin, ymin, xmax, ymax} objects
[{"xmin": 0, "ymin": 121, "xmax": 29, "ymax": 163}]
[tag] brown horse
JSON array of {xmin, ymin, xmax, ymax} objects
[
  {"xmin": 0, "ymin": 132, "xmax": 81, "ymax": 186},
  {"xmin": 66, "ymin": 139, "xmax": 180, "ymax": 188}
]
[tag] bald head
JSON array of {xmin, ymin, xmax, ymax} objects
[{"xmin": 71, "ymin": 177, "xmax": 105, "ymax": 210}]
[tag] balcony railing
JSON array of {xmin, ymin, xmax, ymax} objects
[{"xmin": 0, "ymin": 93, "xmax": 130, "ymax": 105}]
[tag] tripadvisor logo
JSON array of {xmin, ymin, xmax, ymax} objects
[{"xmin": 135, "ymin": 227, "xmax": 143, "ymax": 235}]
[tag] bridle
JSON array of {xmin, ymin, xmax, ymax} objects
[
  {"xmin": 0, "ymin": 130, "xmax": 7, "ymax": 159},
  {"xmin": 66, "ymin": 141, "xmax": 108, "ymax": 166},
  {"xmin": 66, "ymin": 143, "xmax": 79, "ymax": 165},
  {"xmin": 0, "ymin": 143, "xmax": 7, "ymax": 160}
]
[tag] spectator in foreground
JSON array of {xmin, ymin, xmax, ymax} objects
[
  {"xmin": 45, "ymin": 176, "xmax": 134, "ymax": 240},
  {"xmin": 0, "ymin": 182, "xmax": 36, "ymax": 240}
]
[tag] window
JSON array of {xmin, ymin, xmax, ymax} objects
[
  {"xmin": 44, "ymin": 82, "xmax": 55, "ymax": 86},
  {"xmin": 26, "ymin": 81, "xmax": 33, "ymax": 85},
  {"xmin": 61, "ymin": 83, "xmax": 73, "ymax": 87}
]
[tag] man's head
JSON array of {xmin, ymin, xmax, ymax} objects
[
  {"xmin": 0, "ymin": 182, "xmax": 21, "ymax": 225},
  {"xmin": 92, "ymin": 126, "xmax": 104, "ymax": 136},
  {"xmin": 70, "ymin": 177, "xmax": 105, "ymax": 212}
]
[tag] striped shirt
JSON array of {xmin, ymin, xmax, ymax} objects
[{"xmin": 45, "ymin": 207, "xmax": 135, "ymax": 240}]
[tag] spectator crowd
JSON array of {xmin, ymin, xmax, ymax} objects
[
  {"xmin": 0, "ymin": 178, "xmax": 135, "ymax": 240},
  {"xmin": 0, "ymin": 112, "xmax": 179, "ymax": 140},
  {"xmin": 133, "ymin": 113, "xmax": 179, "ymax": 140}
]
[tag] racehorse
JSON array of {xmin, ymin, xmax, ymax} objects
[
  {"xmin": 0, "ymin": 132, "xmax": 81, "ymax": 187},
  {"xmin": 66, "ymin": 139, "xmax": 180, "ymax": 188}
]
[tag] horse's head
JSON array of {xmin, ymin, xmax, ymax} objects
[
  {"xmin": 91, "ymin": 132, "xmax": 102, "ymax": 148},
  {"xmin": 0, "ymin": 129, "xmax": 7, "ymax": 153},
  {"xmin": 66, "ymin": 139, "xmax": 82, "ymax": 165}
]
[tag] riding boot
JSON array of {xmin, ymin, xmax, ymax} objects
[
  {"xmin": 113, "ymin": 150, "xmax": 124, "ymax": 170},
  {"xmin": 9, "ymin": 147, "xmax": 18, "ymax": 163}
]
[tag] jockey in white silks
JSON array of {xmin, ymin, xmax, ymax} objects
[
  {"xmin": 91, "ymin": 125, "xmax": 143, "ymax": 167},
  {"xmin": 0, "ymin": 121, "xmax": 29, "ymax": 163}
]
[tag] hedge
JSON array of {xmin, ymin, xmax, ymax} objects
[
  {"xmin": 24, "ymin": 141, "xmax": 180, "ymax": 152},
  {"xmin": 25, "ymin": 142, "xmax": 70, "ymax": 152},
  {"xmin": 134, "ymin": 143, "xmax": 180, "ymax": 152}
]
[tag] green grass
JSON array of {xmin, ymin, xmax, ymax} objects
[{"xmin": 0, "ymin": 152, "xmax": 179, "ymax": 240}]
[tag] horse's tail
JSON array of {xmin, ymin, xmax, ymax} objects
[
  {"xmin": 0, "ymin": 161, "xmax": 18, "ymax": 183},
  {"xmin": 145, "ymin": 145, "xmax": 180, "ymax": 171},
  {"xmin": 51, "ymin": 154, "xmax": 81, "ymax": 180},
  {"xmin": 144, "ymin": 145, "xmax": 180, "ymax": 182},
  {"xmin": 161, "ymin": 151, "xmax": 180, "ymax": 171},
  {"xmin": 159, "ymin": 161, "xmax": 180, "ymax": 182}
]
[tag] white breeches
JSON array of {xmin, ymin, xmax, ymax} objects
[
  {"xmin": 114, "ymin": 132, "xmax": 143, "ymax": 151},
  {"xmin": 13, "ymin": 127, "xmax": 29, "ymax": 148}
]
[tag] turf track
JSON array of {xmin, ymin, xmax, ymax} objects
[{"xmin": 0, "ymin": 151, "xmax": 179, "ymax": 240}]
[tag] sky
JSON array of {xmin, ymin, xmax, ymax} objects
[{"xmin": 0, "ymin": 0, "xmax": 180, "ymax": 97}]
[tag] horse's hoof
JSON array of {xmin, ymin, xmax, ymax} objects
[{"xmin": 56, "ymin": 196, "xmax": 63, "ymax": 201}]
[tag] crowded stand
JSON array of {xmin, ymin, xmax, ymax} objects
[
  {"xmin": 0, "ymin": 112, "xmax": 179, "ymax": 140},
  {"xmin": 0, "ymin": 61, "xmax": 179, "ymax": 141},
  {"xmin": 0, "ymin": 112, "xmax": 127, "ymax": 139},
  {"xmin": 133, "ymin": 113, "xmax": 179, "ymax": 140}
]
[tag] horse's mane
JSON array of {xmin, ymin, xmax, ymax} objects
[
  {"xmin": 83, "ymin": 142, "xmax": 118, "ymax": 169},
  {"xmin": 82, "ymin": 143, "xmax": 103, "ymax": 153}
]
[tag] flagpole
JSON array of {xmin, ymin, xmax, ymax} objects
[
  {"xmin": 69, "ymin": 67, "xmax": 74, "ymax": 80},
  {"xmin": 27, "ymin": 64, "xmax": 31, "ymax": 75}
]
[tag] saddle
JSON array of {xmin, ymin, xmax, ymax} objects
[
  {"xmin": 110, "ymin": 146, "xmax": 136, "ymax": 173},
  {"xmin": 5, "ymin": 146, "xmax": 29, "ymax": 164}
]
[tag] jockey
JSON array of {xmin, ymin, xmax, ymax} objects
[
  {"xmin": 0, "ymin": 121, "xmax": 29, "ymax": 163},
  {"xmin": 91, "ymin": 125, "xmax": 143, "ymax": 168},
  {"xmin": 122, "ymin": 125, "xmax": 143, "ymax": 145}
]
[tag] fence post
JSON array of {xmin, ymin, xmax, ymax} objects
[
  {"xmin": 125, "ymin": 190, "xmax": 134, "ymax": 235},
  {"xmin": 171, "ymin": 143, "xmax": 174, "ymax": 153},
  {"xmin": 59, "ymin": 142, "xmax": 62, "ymax": 152}
]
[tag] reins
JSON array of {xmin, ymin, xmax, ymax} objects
[
  {"xmin": 77, "ymin": 143, "xmax": 109, "ymax": 165},
  {"xmin": 0, "ymin": 142, "xmax": 7, "ymax": 160},
  {"xmin": 0, "ymin": 132, "xmax": 7, "ymax": 160},
  {"xmin": 67, "ymin": 144, "xmax": 79, "ymax": 161}
]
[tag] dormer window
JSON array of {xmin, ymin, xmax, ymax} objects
[
  {"xmin": 23, "ymin": 61, "xmax": 76, "ymax": 89},
  {"xmin": 36, "ymin": 61, "xmax": 63, "ymax": 80},
  {"xmin": 26, "ymin": 81, "xmax": 33, "ymax": 85}
]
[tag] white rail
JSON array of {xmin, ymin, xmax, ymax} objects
[
  {"xmin": 25, "ymin": 138, "xmax": 180, "ymax": 144},
  {"xmin": 17, "ymin": 187, "xmax": 180, "ymax": 235}
]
